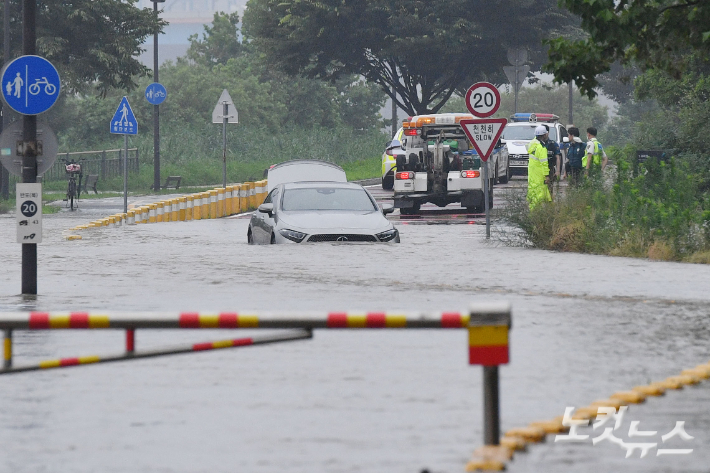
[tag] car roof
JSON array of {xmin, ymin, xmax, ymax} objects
[
  {"xmin": 282, "ymin": 181, "xmax": 363, "ymax": 190},
  {"xmin": 267, "ymin": 160, "xmax": 347, "ymax": 192}
]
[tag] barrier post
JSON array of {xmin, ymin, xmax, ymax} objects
[
  {"xmin": 193, "ymin": 194, "xmax": 202, "ymax": 220},
  {"xmin": 217, "ymin": 188, "xmax": 225, "ymax": 217},
  {"xmin": 247, "ymin": 182, "xmax": 256, "ymax": 210},
  {"xmin": 149, "ymin": 204, "xmax": 157, "ymax": 223},
  {"xmin": 225, "ymin": 186, "xmax": 233, "ymax": 216},
  {"xmin": 156, "ymin": 202, "xmax": 164, "ymax": 222},
  {"xmin": 179, "ymin": 197, "xmax": 187, "ymax": 221},
  {"xmin": 209, "ymin": 190, "xmax": 218, "ymax": 218},
  {"xmin": 171, "ymin": 199, "xmax": 179, "ymax": 222},
  {"xmin": 126, "ymin": 329, "xmax": 135, "ymax": 354},
  {"xmin": 3, "ymin": 329, "xmax": 11, "ymax": 369},
  {"xmin": 127, "ymin": 210, "xmax": 136, "ymax": 225},
  {"xmin": 468, "ymin": 305, "xmax": 511, "ymax": 446},
  {"xmin": 186, "ymin": 195, "xmax": 194, "ymax": 221},
  {"xmin": 238, "ymin": 184, "xmax": 246, "ymax": 213},
  {"xmin": 201, "ymin": 192, "xmax": 210, "ymax": 219}
]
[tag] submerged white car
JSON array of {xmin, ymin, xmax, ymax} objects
[{"xmin": 248, "ymin": 161, "xmax": 399, "ymax": 244}]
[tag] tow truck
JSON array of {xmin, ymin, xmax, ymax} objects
[{"xmin": 393, "ymin": 113, "xmax": 502, "ymax": 215}]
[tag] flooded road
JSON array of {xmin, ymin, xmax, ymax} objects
[{"xmin": 1, "ymin": 187, "xmax": 709, "ymax": 472}]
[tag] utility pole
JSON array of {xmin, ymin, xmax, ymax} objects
[
  {"xmin": 568, "ymin": 81, "xmax": 574, "ymax": 125},
  {"xmin": 152, "ymin": 0, "xmax": 164, "ymax": 193},
  {"xmin": 0, "ymin": 0, "xmax": 10, "ymax": 200},
  {"xmin": 21, "ymin": 0, "xmax": 37, "ymax": 295}
]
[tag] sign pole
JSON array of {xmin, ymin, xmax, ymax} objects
[
  {"xmin": 0, "ymin": 0, "xmax": 9, "ymax": 201},
  {"xmin": 152, "ymin": 0, "xmax": 161, "ymax": 194},
  {"xmin": 222, "ymin": 102, "xmax": 227, "ymax": 188},
  {"xmin": 21, "ymin": 0, "xmax": 37, "ymax": 295},
  {"xmin": 123, "ymin": 135, "xmax": 128, "ymax": 214},
  {"xmin": 483, "ymin": 163, "xmax": 490, "ymax": 239},
  {"xmin": 483, "ymin": 365, "xmax": 500, "ymax": 445}
]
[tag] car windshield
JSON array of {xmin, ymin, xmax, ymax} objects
[
  {"xmin": 504, "ymin": 125, "xmax": 557, "ymax": 141},
  {"xmin": 282, "ymin": 187, "xmax": 377, "ymax": 211}
]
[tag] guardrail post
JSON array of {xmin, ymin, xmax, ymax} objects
[
  {"xmin": 3, "ymin": 329, "xmax": 12, "ymax": 369},
  {"xmin": 101, "ymin": 150, "xmax": 107, "ymax": 180},
  {"xmin": 468, "ymin": 304, "xmax": 511, "ymax": 446}
]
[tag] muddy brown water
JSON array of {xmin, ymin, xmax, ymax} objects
[{"xmin": 0, "ymin": 194, "xmax": 709, "ymax": 472}]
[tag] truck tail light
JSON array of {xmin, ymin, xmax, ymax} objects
[
  {"xmin": 396, "ymin": 171, "xmax": 414, "ymax": 180},
  {"xmin": 461, "ymin": 170, "xmax": 480, "ymax": 178},
  {"xmin": 404, "ymin": 129, "xmax": 418, "ymax": 136}
]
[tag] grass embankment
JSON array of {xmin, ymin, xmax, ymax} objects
[
  {"xmin": 505, "ymin": 146, "xmax": 710, "ymax": 263},
  {"xmin": 0, "ymin": 198, "xmax": 60, "ymax": 215}
]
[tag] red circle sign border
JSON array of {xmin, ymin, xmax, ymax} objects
[{"xmin": 465, "ymin": 82, "xmax": 501, "ymax": 118}]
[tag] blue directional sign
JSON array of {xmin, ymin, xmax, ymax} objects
[
  {"xmin": 110, "ymin": 97, "xmax": 138, "ymax": 135},
  {"xmin": 1, "ymin": 55, "xmax": 60, "ymax": 115},
  {"xmin": 145, "ymin": 82, "xmax": 167, "ymax": 105}
]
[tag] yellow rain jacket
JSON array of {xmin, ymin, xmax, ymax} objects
[{"xmin": 527, "ymin": 138, "xmax": 552, "ymax": 209}]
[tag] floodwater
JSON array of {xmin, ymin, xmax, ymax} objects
[{"xmin": 1, "ymin": 189, "xmax": 709, "ymax": 473}]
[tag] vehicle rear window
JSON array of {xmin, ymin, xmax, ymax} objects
[{"xmin": 282, "ymin": 188, "xmax": 377, "ymax": 211}]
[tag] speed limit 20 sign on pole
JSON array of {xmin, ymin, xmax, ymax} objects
[
  {"xmin": 460, "ymin": 82, "xmax": 507, "ymax": 240},
  {"xmin": 16, "ymin": 183, "xmax": 42, "ymax": 244}
]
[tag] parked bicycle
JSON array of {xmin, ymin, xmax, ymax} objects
[{"xmin": 64, "ymin": 159, "xmax": 83, "ymax": 210}]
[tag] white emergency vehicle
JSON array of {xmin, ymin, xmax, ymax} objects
[
  {"xmin": 502, "ymin": 113, "xmax": 569, "ymax": 176},
  {"xmin": 393, "ymin": 113, "xmax": 505, "ymax": 214}
]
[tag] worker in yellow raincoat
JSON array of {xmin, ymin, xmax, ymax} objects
[{"xmin": 527, "ymin": 125, "xmax": 552, "ymax": 210}]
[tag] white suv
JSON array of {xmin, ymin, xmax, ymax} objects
[{"xmin": 503, "ymin": 113, "xmax": 569, "ymax": 176}]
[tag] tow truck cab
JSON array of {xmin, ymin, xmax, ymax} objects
[{"xmin": 392, "ymin": 113, "xmax": 494, "ymax": 214}]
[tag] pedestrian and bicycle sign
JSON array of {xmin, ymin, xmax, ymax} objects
[
  {"xmin": 1, "ymin": 55, "xmax": 60, "ymax": 115},
  {"xmin": 110, "ymin": 97, "xmax": 138, "ymax": 135},
  {"xmin": 145, "ymin": 82, "xmax": 167, "ymax": 105}
]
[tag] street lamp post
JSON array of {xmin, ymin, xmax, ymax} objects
[
  {"xmin": 0, "ymin": 0, "xmax": 10, "ymax": 200},
  {"xmin": 151, "ymin": 0, "xmax": 164, "ymax": 194}
]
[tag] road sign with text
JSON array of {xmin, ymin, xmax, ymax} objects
[
  {"xmin": 16, "ymin": 183, "xmax": 42, "ymax": 244},
  {"xmin": 110, "ymin": 97, "xmax": 138, "ymax": 135},
  {"xmin": 465, "ymin": 82, "xmax": 501, "ymax": 118},
  {"xmin": 459, "ymin": 118, "xmax": 507, "ymax": 162},
  {"xmin": 1, "ymin": 55, "xmax": 60, "ymax": 115}
]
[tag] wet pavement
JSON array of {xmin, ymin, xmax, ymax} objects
[{"xmin": 0, "ymin": 179, "xmax": 709, "ymax": 472}]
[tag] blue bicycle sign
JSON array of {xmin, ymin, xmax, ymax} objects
[
  {"xmin": 145, "ymin": 82, "xmax": 167, "ymax": 105},
  {"xmin": 1, "ymin": 55, "xmax": 60, "ymax": 115}
]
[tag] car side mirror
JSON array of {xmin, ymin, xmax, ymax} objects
[
  {"xmin": 563, "ymin": 137, "xmax": 570, "ymax": 143},
  {"xmin": 381, "ymin": 203, "xmax": 394, "ymax": 215},
  {"xmin": 258, "ymin": 203, "xmax": 274, "ymax": 215}
]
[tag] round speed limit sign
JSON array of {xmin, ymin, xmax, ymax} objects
[{"xmin": 465, "ymin": 82, "xmax": 501, "ymax": 118}]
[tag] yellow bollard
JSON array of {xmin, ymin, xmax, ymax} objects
[
  {"xmin": 217, "ymin": 188, "xmax": 225, "ymax": 217},
  {"xmin": 171, "ymin": 198, "xmax": 179, "ymax": 221},
  {"xmin": 255, "ymin": 180, "xmax": 266, "ymax": 205},
  {"xmin": 186, "ymin": 195, "xmax": 194, "ymax": 221},
  {"xmin": 133, "ymin": 208, "xmax": 142, "ymax": 224},
  {"xmin": 201, "ymin": 192, "xmax": 210, "ymax": 218},
  {"xmin": 209, "ymin": 190, "xmax": 218, "ymax": 218},
  {"xmin": 246, "ymin": 182, "xmax": 256, "ymax": 210},
  {"xmin": 179, "ymin": 196, "xmax": 187, "ymax": 221},
  {"xmin": 149, "ymin": 204, "xmax": 157, "ymax": 223},
  {"xmin": 232, "ymin": 184, "xmax": 240, "ymax": 213},
  {"xmin": 162, "ymin": 201, "xmax": 170, "ymax": 222},
  {"xmin": 127, "ymin": 210, "xmax": 136, "ymax": 225},
  {"xmin": 193, "ymin": 194, "xmax": 202, "ymax": 220},
  {"xmin": 156, "ymin": 202, "xmax": 164, "ymax": 222},
  {"xmin": 225, "ymin": 186, "xmax": 234, "ymax": 216},
  {"xmin": 236, "ymin": 183, "xmax": 245, "ymax": 213}
]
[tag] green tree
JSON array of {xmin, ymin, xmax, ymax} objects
[
  {"xmin": 187, "ymin": 11, "xmax": 242, "ymax": 66},
  {"xmin": 243, "ymin": 0, "xmax": 577, "ymax": 115},
  {"xmin": 1, "ymin": 0, "xmax": 164, "ymax": 95},
  {"xmin": 545, "ymin": 0, "xmax": 710, "ymax": 98}
]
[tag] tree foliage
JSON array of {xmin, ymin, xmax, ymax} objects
[
  {"xmin": 1, "ymin": 0, "xmax": 165, "ymax": 95},
  {"xmin": 187, "ymin": 11, "xmax": 242, "ymax": 67},
  {"xmin": 545, "ymin": 0, "xmax": 710, "ymax": 99},
  {"xmin": 243, "ymin": 0, "xmax": 577, "ymax": 115}
]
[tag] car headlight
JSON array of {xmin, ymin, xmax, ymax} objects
[
  {"xmin": 375, "ymin": 228, "xmax": 398, "ymax": 242},
  {"xmin": 279, "ymin": 229, "xmax": 307, "ymax": 243}
]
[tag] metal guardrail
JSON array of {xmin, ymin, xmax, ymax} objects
[{"xmin": 38, "ymin": 148, "xmax": 139, "ymax": 182}]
